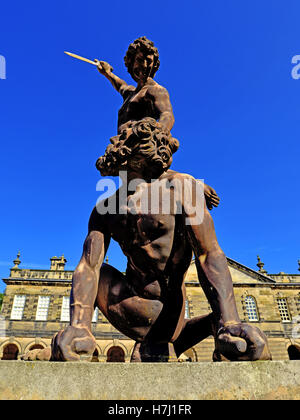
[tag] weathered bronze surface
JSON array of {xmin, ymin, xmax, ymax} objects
[{"xmin": 23, "ymin": 37, "xmax": 271, "ymax": 363}]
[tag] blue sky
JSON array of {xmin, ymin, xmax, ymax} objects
[{"xmin": 0, "ymin": 0, "xmax": 299, "ymax": 292}]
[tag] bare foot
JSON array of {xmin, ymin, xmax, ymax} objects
[{"xmin": 21, "ymin": 347, "xmax": 51, "ymax": 361}]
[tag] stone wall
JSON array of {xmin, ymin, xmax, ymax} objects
[{"xmin": 0, "ymin": 360, "xmax": 300, "ymax": 400}]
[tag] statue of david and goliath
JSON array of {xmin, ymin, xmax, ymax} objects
[{"xmin": 25, "ymin": 37, "xmax": 271, "ymax": 362}]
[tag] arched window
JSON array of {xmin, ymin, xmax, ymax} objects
[
  {"xmin": 244, "ymin": 296, "xmax": 259, "ymax": 322},
  {"xmin": 29, "ymin": 344, "xmax": 44, "ymax": 351},
  {"xmin": 107, "ymin": 346, "xmax": 125, "ymax": 362},
  {"xmin": 2, "ymin": 344, "xmax": 19, "ymax": 360},
  {"xmin": 288, "ymin": 345, "xmax": 300, "ymax": 360}
]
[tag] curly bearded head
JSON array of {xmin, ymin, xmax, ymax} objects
[{"xmin": 96, "ymin": 118, "xmax": 179, "ymax": 178}]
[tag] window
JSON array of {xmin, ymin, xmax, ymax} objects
[
  {"xmin": 288, "ymin": 345, "xmax": 300, "ymax": 360},
  {"xmin": 92, "ymin": 307, "xmax": 99, "ymax": 323},
  {"xmin": 277, "ymin": 298, "xmax": 291, "ymax": 322},
  {"xmin": 107, "ymin": 346, "xmax": 125, "ymax": 362},
  {"xmin": 185, "ymin": 300, "xmax": 190, "ymax": 318},
  {"xmin": 35, "ymin": 296, "xmax": 50, "ymax": 321},
  {"xmin": 244, "ymin": 296, "xmax": 259, "ymax": 322},
  {"xmin": 60, "ymin": 296, "xmax": 70, "ymax": 322},
  {"xmin": 1, "ymin": 344, "xmax": 19, "ymax": 360},
  {"xmin": 10, "ymin": 295, "xmax": 26, "ymax": 320}
]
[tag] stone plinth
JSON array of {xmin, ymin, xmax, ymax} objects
[{"xmin": 0, "ymin": 360, "xmax": 300, "ymax": 400}]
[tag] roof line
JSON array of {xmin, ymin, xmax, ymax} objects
[{"xmin": 226, "ymin": 257, "xmax": 276, "ymax": 283}]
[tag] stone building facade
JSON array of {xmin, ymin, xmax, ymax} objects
[{"xmin": 1, "ymin": 253, "xmax": 300, "ymax": 362}]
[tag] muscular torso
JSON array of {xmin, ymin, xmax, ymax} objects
[
  {"xmin": 108, "ymin": 80, "xmax": 186, "ymax": 299},
  {"xmin": 96, "ymin": 172, "xmax": 193, "ymax": 302},
  {"xmin": 117, "ymin": 79, "xmax": 166, "ymax": 133}
]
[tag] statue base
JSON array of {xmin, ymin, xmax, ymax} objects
[{"xmin": 0, "ymin": 360, "xmax": 300, "ymax": 400}]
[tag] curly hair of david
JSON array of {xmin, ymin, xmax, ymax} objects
[
  {"xmin": 96, "ymin": 118, "xmax": 179, "ymax": 177},
  {"xmin": 124, "ymin": 36, "xmax": 160, "ymax": 78}
]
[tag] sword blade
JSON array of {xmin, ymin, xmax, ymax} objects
[{"xmin": 64, "ymin": 51, "xmax": 97, "ymax": 66}]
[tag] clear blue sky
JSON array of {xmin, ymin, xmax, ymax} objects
[{"xmin": 0, "ymin": 0, "xmax": 299, "ymax": 292}]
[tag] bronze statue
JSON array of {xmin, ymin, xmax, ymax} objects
[{"xmin": 24, "ymin": 37, "xmax": 271, "ymax": 362}]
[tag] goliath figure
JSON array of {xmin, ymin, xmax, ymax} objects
[{"xmin": 24, "ymin": 37, "xmax": 271, "ymax": 362}]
